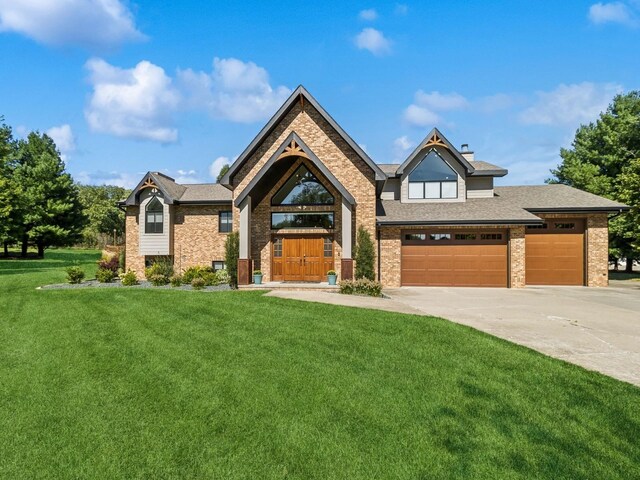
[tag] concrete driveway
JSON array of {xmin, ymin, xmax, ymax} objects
[{"xmin": 385, "ymin": 283, "xmax": 640, "ymax": 386}]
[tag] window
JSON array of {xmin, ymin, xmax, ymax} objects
[
  {"xmin": 145, "ymin": 197, "xmax": 163, "ymax": 233},
  {"xmin": 273, "ymin": 238, "xmax": 283, "ymax": 257},
  {"xmin": 429, "ymin": 233, "xmax": 451, "ymax": 241},
  {"xmin": 481, "ymin": 233, "xmax": 503, "ymax": 240},
  {"xmin": 219, "ymin": 211, "xmax": 232, "ymax": 233},
  {"xmin": 271, "ymin": 212, "xmax": 334, "ymax": 229},
  {"xmin": 408, "ymin": 150, "xmax": 458, "ymax": 199},
  {"xmin": 555, "ymin": 222, "xmax": 575, "ymax": 229},
  {"xmin": 272, "ymin": 164, "xmax": 334, "ymax": 205},
  {"xmin": 455, "ymin": 233, "xmax": 477, "ymax": 241},
  {"xmin": 212, "ymin": 261, "xmax": 226, "ymax": 271},
  {"xmin": 405, "ymin": 233, "xmax": 426, "ymax": 241},
  {"xmin": 527, "ymin": 224, "xmax": 548, "ymax": 230},
  {"xmin": 323, "ymin": 237, "xmax": 333, "ymax": 257}
]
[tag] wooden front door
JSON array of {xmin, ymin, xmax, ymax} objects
[{"xmin": 273, "ymin": 236, "xmax": 333, "ymax": 282}]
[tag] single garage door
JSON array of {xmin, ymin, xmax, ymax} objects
[
  {"xmin": 525, "ymin": 219, "xmax": 584, "ymax": 286},
  {"xmin": 401, "ymin": 230, "xmax": 508, "ymax": 287}
]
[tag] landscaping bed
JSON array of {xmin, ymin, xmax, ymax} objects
[{"xmin": 40, "ymin": 279, "xmax": 231, "ymax": 291}]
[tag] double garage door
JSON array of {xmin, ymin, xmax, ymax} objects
[
  {"xmin": 400, "ymin": 219, "xmax": 585, "ymax": 287},
  {"xmin": 401, "ymin": 230, "xmax": 508, "ymax": 287}
]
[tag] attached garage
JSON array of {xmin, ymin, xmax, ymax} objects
[
  {"xmin": 401, "ymin": 230, "xmax": 508, "ymax": 287},
  {"xmin": 525, "ymin": 219, "xmax": 585, "ymax": 286}
]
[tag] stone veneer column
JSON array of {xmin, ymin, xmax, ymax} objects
[
  {"xmin": 509, "ymin": 226, "xmax": 526, "ymax": 288},
  {"xmin": 379, "ymin": 227, "xmax": 401, "ymax": 287},
  {"xmin": 586, "ymin": 214, "xmax": 609, "ymax": 287},
  {"xmin": 238, "ymin": 197, "xmax": 252, "ymax": 285}
]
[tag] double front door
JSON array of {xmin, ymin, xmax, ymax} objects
[{"xmin": 272, "ymin": 236, "xmax": 333, "ymax": 282}]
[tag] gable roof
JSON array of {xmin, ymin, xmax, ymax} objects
[
  {"xmin": 219, "ymin": 85, "xmax": 386, "ymax": 186},
  {"xmin": 234, "ymin": 131, "xmax": 356, "ymax": 207},
  {"xmin": 396, "ymin": 128, "xmax": 475, "ymax": 176},
  {"xmin": 468, "ymin": 160, "xmax": 508, "ymax": 177},
  {"xmin": 123, "ymin": 172, "xmax": 231, "ymax": 206}
]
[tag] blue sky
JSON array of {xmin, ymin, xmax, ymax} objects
[{"xmin": 0, "ymin": 0, "xmax": 638, "ymax": 187}]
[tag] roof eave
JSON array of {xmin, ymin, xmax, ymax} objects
[
  {"xmin": 524, "ymin": 206, "xmax": 630, "ymax": 213},
  {"xmin": 376, "ymin": 219, "xmax": 543, "ymax": 226},
  {"xmin": 469, "ymin": 169, "xmax": 508, "ymax": 177}
]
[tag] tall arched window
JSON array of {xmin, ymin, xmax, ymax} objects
[
  {"xmin": 145, "ymin": 197, "xmax": 163, "ymax": 233},
  {"xmin": 272, "ymin": 164, "xmax": 334, "ymax": 205}
]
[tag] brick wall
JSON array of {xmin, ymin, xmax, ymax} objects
[
  {"xmin": 231, "ymin": 100, "xmax": 377, "ymax": 279},
  {"xmin": 172, "ymin": 205, "xmax": 229, "ymax": 273}
]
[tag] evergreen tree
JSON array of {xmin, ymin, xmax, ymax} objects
[
  {"xmin": 225, "ymin": 231, "xmax": 239, "ymax": 287},
  {"xmin": 354, "ymin": 225, "xmax": 375, "ymax": 280},
  {"xmin": 13, "ymin": 132, "xmax": 86, "ymax": 257},
  {"xmin": 77, "ymin": 185, "xmax": 129, "ymax": 247},
  {"xmin": 0, "ymin": 119, "xmax": 19, "ymax": 255}
]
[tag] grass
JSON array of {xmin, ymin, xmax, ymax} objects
[
  {"xmin": 1, "ymin": 250, "xmax": 639, "ymax": 479},
  {"xmin": 609, "ymin": 270, "xmax": 640, "ymax": 281}
]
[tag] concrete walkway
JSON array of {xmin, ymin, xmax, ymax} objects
[{"xmin": 266, "ymin": 284, "xmax": 640, "ymax": 386}]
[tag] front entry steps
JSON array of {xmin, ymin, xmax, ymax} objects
[{"xmin": 238, "ymin": 282, "xmax": 338, "ymax": 292}]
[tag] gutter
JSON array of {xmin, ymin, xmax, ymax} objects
[{"xmin": 376, "ymin": 219, "xmax": 543, "ymax": 226}]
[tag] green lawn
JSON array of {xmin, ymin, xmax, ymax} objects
[{"xmin": 1, "ymin": 250, "xmax": 639, "ymax": 479}]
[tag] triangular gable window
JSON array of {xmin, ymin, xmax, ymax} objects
[
  {"xmin": 272, "ymin": 164, "xmax": 334, "ymax": 205},
  {"xmin": 409, "ymin": 149, "xmax": 457, "ymax": 182}
]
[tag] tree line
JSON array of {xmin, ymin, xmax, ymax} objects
[{"xmin": 0, "ymin": 118, "xmax": 129, "ymax": 257}]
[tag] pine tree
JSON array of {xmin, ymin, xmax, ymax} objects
[{"xmin": 354, "ymin": 225, "xmax": 375, "ymax": 280}]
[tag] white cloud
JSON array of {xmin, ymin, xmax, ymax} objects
[
  {"xmin": 519, "ymin": 82, "xmax": 622, "ymax": 125},
  {"xmin": 395, "ymin": 4, "xmax": 408, "ymax": 15},
  {"xmin": 354, "ymin": 28, "xmax": 391, "ymax": 55},
  {"xmin": 84, "ymin": 58, "xmax": 181, "ymax": 143},
  {"xmin": 393, "ymin": 135, "xmax": 415, "ymax": 161},
  {"xmin": 75, "ymin": 170, "xmax": 141, "ymax": 188},
  {"xmin": 403, "ymin": 90, "xmax": 469, "ymax": 127},
  {"xmin": 359, "ymin": 9, "xmax": 378, "ymax": 20},
  {"xmin": 178, "ymin": 57, "xmax": 291, "ymax": 123},
  {"xmin": 209, "ymin": 156, "xmax": 230, "ymax": 181},
  {"xmin": 46, "ymin": 124, "xmax": 76, "ymax": 162},
  {"xmin": 174, "ymin": 169, "xmax": 204, "ymax": 184},
  {"xmin": 0, "ymin": 0, "xmax": 144, "ymax": 49},
  {"xmin": 588, "ymin": 2, "xmax": 637, "ymax": 26},
  {"xmin": 475, "ymin": 93, "xmax": 517, "ymax": 113}
]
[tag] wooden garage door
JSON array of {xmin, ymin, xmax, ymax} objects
[
  {"xmin": 401, "ymin": 231, "xmax": 508, "ymax": 287},
  {"xmin": 525, "ymin": 219, "xmax": 584, "ymax": 286}
]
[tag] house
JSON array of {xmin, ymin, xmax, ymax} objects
[{"xmin": 121, "ymin": 86, "xmax": 628, "ymax": 287}]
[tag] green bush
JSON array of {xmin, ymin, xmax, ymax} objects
[
  {"xmin": 191, "ymin": 277, "xmax": 206, "ymax": 290},
  {"xmin": 149, "ymin": 273, "xmax": 169, "ymax": 287},
  {"xmin": 339, "ymin": 278, "xmax": 382, "ymax": 297},
  {"xmin": 225, "ymin": 231, "xmax": 239, "ymax": 287},
  {"xmin": 121, "ymin": 269, "xmax": 138, "ymax": 286},
  {"xmin": 215, "ymin": 269, "xmax": 230, "ymax": 285},
  {"xmin": 96, "ymin": 268, "xmax": 115, "ymax": 283},
  {"xmin": 201, "ymin": 272, "xmax": 218, "ymax": 286},
  {"xmin": 354, "ymin": 225, "xmax": 375, "ymax": 280},
  {"xmin": 144, "ymin": 257, "xmax": 174, "ymax": 280},
  {"xmin": 118, "ymin": 249, "xmax": 126, "ymax": 271},
  {"xmin": 65, "ymin": 266, "xmax": 85, "ymax": 284},
  {"xmin": 170, "ymin": 275, "xmax": 183, "ymax": 287},
  {"xmin": 182, "ymin": 265, "xmax": 214, "ymax": 284},
  {"xmin": 97, "ymin": 255, "xmax": 119, "ymax": 273}
]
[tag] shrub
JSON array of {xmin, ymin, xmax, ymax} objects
[
  {"xmin": 149, "ymin": 273, "xmax": 169, "ymax": 287},
  {"xmin": 65, "ymin": 266, "xmax": 85, "ymax": 284},
  {"xmin": 201, "ymin": 272, "xmax": 218, "ymax": 286},
  {"xmin": 144, "ymin": 257, "xmax": 174, "ymax": 280},
  {"xmin": 170, "ymin": 275, "xmax": 183, "ymax": 287},
  {"xmin": 327, "ymin": 270, "xmax": 337, "ymax": 276},
  {"xmin": 182, "ymin": 265, "xmax": 214, "ymax": 284},
  {"xmin": 121, "ymin": 269, "xmax": 138, "ymax": 286},
  {"xmin": 215, "ymin": 269, "xmax": 230, "ymax": 285},
  {"xmin": 118, "ymin": 249, "xmax": 126, "ymax": 271},
  {"xmin": 96, "ymin": 268, "xmax": 115, "ymax": 283},
  {"xmin": 339, "ymin": 278, "xmax": 382, "ymax": 297},
  {"xmin": 253, "ymin": 270, "xmax": 262, "ymax": 276},
  {"xmin": 225, "ymin": 231, "xmax": 239, "ymax": 287},
  {"xmin": 191, "ymin": 277, "xmax": 206, "ymax": 290},
  {"xmin": 354, "ymin": 225, "xmax": 375, "ymax": 280},
  {"xmin": 98, "ymin": 255, "xmax": 119, "ymax": 273}
]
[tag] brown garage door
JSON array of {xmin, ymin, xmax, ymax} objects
[
  {"xmin": 525, "ymin": 219, "xmax": 584, "ymax": 286},
  {"xmin": 401, "ymin": 230, "xmax": 508, "ymax": 287}
]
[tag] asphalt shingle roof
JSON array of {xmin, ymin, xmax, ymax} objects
[{"xmin": 495, "ymin": 184, "xmax": 628, "ymax": 211}]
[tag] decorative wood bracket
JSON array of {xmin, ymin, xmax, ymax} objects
[
  {"xmin": 139, "ymin": 178, "xmax": 157, "ymax": 190},
  {"xmin": 424, "ymin": 133, "xmax": 447, "ymax": 149},
  {"xmin": 278, "ymin": 139, "xmax": 309, "ymax": 160}
]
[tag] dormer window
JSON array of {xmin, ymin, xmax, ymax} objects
[
  {"xmin": 272, "ymin": 164, "xmax": 334, "ymax": 205},
  {"xmin": 145, "ymin": 197, "xmax": 163, "ymax": 234},
  {"xmin": 408, "ymin": 150, "xmax": 458, "ymax": 199}
]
